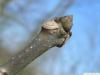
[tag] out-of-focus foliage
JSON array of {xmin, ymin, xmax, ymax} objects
[{"xmin": 0, "ymin": 0, "xmax": 100, "ymax": 75}]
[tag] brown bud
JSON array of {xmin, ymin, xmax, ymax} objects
[{"xmin": 54, "ymin": 15, "xmax": 73, "ymax": 32}]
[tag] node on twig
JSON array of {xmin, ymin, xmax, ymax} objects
[{"xmin": 42, "ymin": 20, "xmax": 59, "ymax": 34}]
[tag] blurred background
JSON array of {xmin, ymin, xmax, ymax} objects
[{"xmin": 0, "ymin": 0, "xmax": 100, "ymax": 75}]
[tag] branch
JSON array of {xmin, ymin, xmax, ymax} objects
[
  {"xmin": 0, "ymin": 0, "xmax": 12, "ymax": 14},
  {"xmin": 45, "ymin": 0, "xmax": 74, "ymax": 19},
  {"xmin": 0, "ymin": 15, "xmax": 73, "ymax": 75}
]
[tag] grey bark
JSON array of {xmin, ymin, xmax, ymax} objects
[{"xmin": 0, "ymin": 16, "xmax": 73, "ymax": 75}]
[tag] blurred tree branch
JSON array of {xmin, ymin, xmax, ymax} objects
[
  {"xmin": 0, "ymin": 0, "xmax": 11, "ymax": 13},
  {"xmin": 0, "ymin": 0, "xmax": 74, "ymax": 29},
  {"xmin": 46, "ymin": 0, "xmax": 74, "ymax": 19}
]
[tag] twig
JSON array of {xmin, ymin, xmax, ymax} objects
[{"xmin": 0, "ymin": 15, "xmax": 73, "ymax": 75}]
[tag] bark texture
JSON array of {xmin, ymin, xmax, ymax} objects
[{"xmin": 0, "ymin": 15, "xmax": 73, "ymax": 75}]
